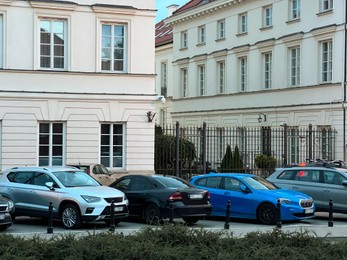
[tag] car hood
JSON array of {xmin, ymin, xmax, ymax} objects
[
  {"xmin": 263, "ymin": 189, "xmax": 312, "ymax": 200},
  {"xmin": 61, "ymin": 185, "xmax": 124, "ymax": 197}
]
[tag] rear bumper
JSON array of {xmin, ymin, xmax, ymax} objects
[{"xmin": 161, "ymin": 204, "xmax": 212, "ymax": 219}]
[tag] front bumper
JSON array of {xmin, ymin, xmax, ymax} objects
[
  {"xmin": 81, "ymin": 204, "xmax": 129, "ymax": 222},
  {"xmin": 0, "ymin": 212, "xmax": 13, "ymax": 226}
]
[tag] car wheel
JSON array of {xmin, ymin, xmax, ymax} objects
[
  {"xmin": 183, "ymin": 217, "xmax": 199, "ymax": 225},
  {"xmin": 257, "ymin": 203, "xmax": 277, "ymax": 225},
  {"xmin": 0, "ymin": 225, "xmax": 10, "ymax": 231},
  {"xmin": 61, "ymin": 204, "xmax": 81, "ymax": 229},
  {"xmin": 145, "ymin": 204, "xmax": 161, "ymax": 225}
]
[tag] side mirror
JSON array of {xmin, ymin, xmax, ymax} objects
[
  {"xmin": 240, "ymin": 184, "xmax": 250, "ymax": 193},
  {"xmin": 45, "ymin": 182, "xmax": 55, "ymax": 191},
  {"xmin": 342, "ymin": 181, "xmax": 347, "ymax": 186}
]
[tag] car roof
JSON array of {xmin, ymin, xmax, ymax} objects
[
  {"xmin": 195, "ymin": 173, "xmax": 256, "ymax": 178},
  {"xmin": 4, "ymin": 166, "xmax": 81, "ymax": 173}
]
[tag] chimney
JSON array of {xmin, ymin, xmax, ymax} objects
[{"xmin": 167, "ymin": 4, "xmax": 179, "ymax": 17}]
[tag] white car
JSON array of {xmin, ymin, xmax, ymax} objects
[{"xmin": 0, "ymin": 166, "xmax": 128, "ymax": 229}]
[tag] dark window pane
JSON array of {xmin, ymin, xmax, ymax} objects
[
  {"xmin": 53, "ymin": 123, "xmax": 63, "ymax": 133},
  {"xmin": 39, "ymin": 157, "xmax": 49, "ymax": 166},
  {"xmin": 53, "ymin": 135, "xmax": 62, "ymax": 144},
  {"xmin": 40, "ymin": 123, "xmax": 49, "ymax": 133},
  {"xmin": 102, "ymin": 60, "xmax": 111, "ymax": 70},
  {"xmin": 40, "ymin": 32, "xmax": 51, "ymax": 44},
  {"xmin": 113, "ymin": 146, "xmax": 123, "ymax": 156},
  {"xmin": 113, "ymin": 136, "xmax": 123, "ymax": 146},
  {"xmin": 52, "ymin": 157, "xmax": 63, "ymax": 166},
  {"xmin": 101, "ymin": 136, "xmax": 110, "ymax": 145},
  {"xmin": 113, "ymin": 125, "xmax": 122, "ymax": 134},
  {"xmin": 39, "ymin": 146, "xmax": 49, "ymax": 156},
  {"xmin": 113, "ymin": 157, "xmax": 122, "ymax": 167},
  {"xmin": 54, "ymin": 33, "xmax": 64, "ymax": 44},
  {"xmin": 39, "ymin": 135, "xmax": 49, "ymax": 145},
  {"xmin": 101, "ymin": 124, "xmax": 110, "ymax": 134},
  {"xmin": 41, "ymin": 45, "xmax": 51, "ymax": 55},
  {"xmin": 101, "ymin": 157, "xmax": 110, "ymax": 167},
  {"xmin": 40, "ymin": 57, "xmax": 50, "ymax": 68},
  {"xmin": 114, "ymin": 37, "xmax": 124, "ymax": 48},
  {"xmin": 54, "ymin": 45, "xmax": 64, "ymax": 56},
  {"xmin": 54, "ymin": 58, "xmax": 64, "ymax": 68},
  {"xmin": 101, "ymin": 146, "xmax": 110, "ymax": 156},
  {"xmin": 114, "ymin": 49, "xmax": 123, "ymax": 59},
  {"xmin": 114, "ymin": 61, "xmax": 123, "ymax": 71},
  {"xmin": 52, "ymin": 146, "xmax": 62, "ymax": 156}
]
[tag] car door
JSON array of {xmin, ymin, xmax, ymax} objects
[{"xmin": 321, "ymin": 170, "xmax": 347, "ymax": 212}]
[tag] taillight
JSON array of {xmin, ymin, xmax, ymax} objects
[
  {"xmin": 168, "ymin": 192, "xmax": 182, "ymax": 201},
  {"xmin": 207, "ymin": 191, "xmax": 210, "ymax": 200}
]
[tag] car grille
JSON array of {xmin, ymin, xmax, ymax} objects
[
  {"xmin": 104, "ymin": 197, "xmax": 123, "ymax": 203},
  {"xmin": 0, "ymin": 205, "xmax": 7, "ymax": 212},
  {"xmin": 300, "ymin": 199, "xmax": 313, "ymax": 208}
]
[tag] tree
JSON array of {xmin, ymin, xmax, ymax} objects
[
  {"xmin": 231, "ymin": 145, "xmax": 243, "ymax": 173},
  {"xmin": 220, "ymin": 145, "xmax": 233, "ymax": 172}
]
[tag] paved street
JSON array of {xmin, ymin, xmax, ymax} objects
[{"xmin": 4, "ymin": 212, "xmax": 347, "ymax": 239}]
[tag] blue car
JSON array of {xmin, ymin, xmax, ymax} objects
[{"xmin": 190, "ymin": 173, "xmax": 315, "ymax": 225}]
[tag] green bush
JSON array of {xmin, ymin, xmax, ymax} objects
[
  {"xmin": 0, "ymin": 225, "xmax": 347, "ymax": 259},
  {"xmin": 255, "ymin": 154, "xmax": 277, "ymax": 169}
]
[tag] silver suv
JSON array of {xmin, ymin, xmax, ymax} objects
[{"xmin": 0, "ymin": 166, "xmax": 129, "ymax": 229}]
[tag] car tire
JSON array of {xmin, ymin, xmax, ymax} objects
[
  {"xmin": 145, "ymin": 204, "xmax": 161, "ymax": 225},
  {"xmin": 0, "ymin": 225, "xmax": 10, "ymax": 231},
  {"xmin": 183, "ymin": 217, "xmax": 199, "ymax": 225},
  {"xmin": 257, "ymin": 203, "xmax": 277, "ymax": 225},
  {"xmin": 61, "ymin": 204, "xmax": 81, "ymax": 229}
]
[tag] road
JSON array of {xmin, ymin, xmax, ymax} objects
[{"xmin": 4, "ymin": 212, "xmax": 347, "ymax": 238}]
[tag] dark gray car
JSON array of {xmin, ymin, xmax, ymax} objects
[{"xmin": 267, "ymin": 166, "xmax": 347, "ymax": 213}]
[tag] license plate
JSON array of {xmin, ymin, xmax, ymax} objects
[
  {"xmin": 0, "ymin": 214, "xmax": 5, "ymax": 220},
  {"xmin": 114, "ymin": 206, "xmax": 123, "ymax": 212},
  {"xmin": 189, "ymin": 194, "xmax": 203, "ymax": 199},
  {"xmin": 305, "ymin": 208, "xmax": 314, "ymax": 214}
]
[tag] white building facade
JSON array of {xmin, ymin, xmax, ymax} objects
[
  {"xmin": 0, "ymin": 0, "xmax": 156, "ymax": 175},
  {"xmin": 164, "ymin": 0, "xmax": 347, "ymax": 161}
]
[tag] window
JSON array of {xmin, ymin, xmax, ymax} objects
[
  {"xmin": 161, "ymin": 62, "xmax": 167, "ymax": 97},
  {"xmin": 198, "ymin": 25, "xmax": 206, "ymax": 44},
  {"xmin": 100, "ymin": 123, "xmax": 125, "ymax": 168},
  {"xmin": 289, "ymin": 0, "xmax": 300, "ymax": 20},
  {"xmin": 40, "ymin": 19, "xmax": 66, "ymax": 69},
  {"xmin": 321, "ymin": 40, "xmax": 332, "ymax": 83},
  {"xmin": 181, "ymin": 31, "xmax": 188, "ymax": 48},
  {"xmin": 289, "ymin": 46, "xmax": 300, "ymax": 86},
  {"xmin": 320, "ymin": 0, "xmax": 333, "ymax": 12},
  {"xmin": 198, "ymin": 65, "xmax": 206, "ymax": 96},
  {"xmin": 217, "ymin": 61, "xmax": 225, "ymax": 94},
  {"xmin": 39, "ymin": 123, "xmax": 65, "ymax": 166},
  {"xmin": 263, "ymin": 52, "xmax": 272, "ymax": 89},
  {"xmin": 0, "ymin": 14, "xmax": 2, "ymax": 68},
  {"xmin": 181, "ymin": 68, "xmax": 188, "ymax": 98},
  {"xmin": 263, "ymin": 5, "xmax": 273, "ymax": 27},
  {"xmin": 101, "ymin": 24, "xmax": 126, "ymax": 72},
  {"xmin": 217, "ymin": 19, "xmax": 225, "ymax": 39},
  {"xmin": 160, "ymin": 110, "xmax": 167, "ymax": 126},
  {"xmin": 239, "ymin": 13, "xmax": 247, "ymax": 33},
  {"xmin": 239, "ymin": 57, "xmax": 247, "ymax": 91}
]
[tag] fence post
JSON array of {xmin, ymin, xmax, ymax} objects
[
  {"xmin": 175, "ymin": 122, "xmax": 180, "ymax": 177},
  {"xmin": 328, "ymin": 199, "xmax": 334, "ymax": 227},
  {"xmin": 109, "ymin": 200, "xmax": 115, "ymax": 232},
  {"xmin": 276, "ymin": 199, "xmax": 282, "ymax": 228},
  {"xmin": 282, "ymin": 124, "xmax": 288, "ymax": 167},
  {"xmin": 47, "ymin": 202, "xmax": 53, "ymax": 234},
  {"xmin": 224, "ymin": 200, "xmax": 231, "ymax": 229},
  {"xmin": 308, "ymin": 124, "xmax": 313, "ymax": 162},
  {"xmin": 169, "ymin": 199, "xmax": 174, "ymax": 224}
]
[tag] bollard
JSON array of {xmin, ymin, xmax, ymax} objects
[
  {"xmin": 169, "ymin": 199, "xmax": 174, "ymax": 224},
  {"xmin": 328, "ymin": 198, "xmax": 334, "ymax": 227},
  {"xmin": 47, "ymin": 202, "xmax": 53, "ymax": 234},
  {"xmin": 276, "ymin": 199, "xmax": 282, "ymax": 228},
  {"xmin": 109, "ymin": 200, "xmax": 115, "ymax": 232},
  {"xmin": 224, "ymin": 200, "xmax": 231, "ymax": 229}
]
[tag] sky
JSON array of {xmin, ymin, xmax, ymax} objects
[{"xmin": 156, "ymin": 0, "xmax": 190, "ymax": 22}]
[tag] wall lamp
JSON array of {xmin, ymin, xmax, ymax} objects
[
  {"xmin": 156, "ymin": 95, "xmax": 166, "ymax": 104},
  {"xmin": 147, "ymin": 111, "xmax": 156, "ymax": 122},
  {"xmin": 258, "ymin": 113, "xmax": 267, "ymax": 123}
]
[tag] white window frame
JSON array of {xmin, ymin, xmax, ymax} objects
[
  {"xmin": 160, "ymin": 109, "xmax": 167, "ymax": 126},
  {"xmin": 181, "ymin": 31, "xmax": 188, "ymax": 48},
  {"xmin": 198, "ymin": 64, "xmax": 206, "ymax": 96},
  {"xmin": 100, "ymin": 123, "xmax": 125, "ymax": 168},
  {"xmin": 217, "ymin": 19, "xmax": 225, "ymax": 40},
  {"xmin": 239, "ymin": 57, "xmax": 248, "ymax": 92},
  {"xmin": 320, "ymin": 39, "xmax": 333, "ymax": 83},
  {"xmin": 101, "ymin": 23, "xmax": 127, "ymax": 73},
  {"xmin": 198, "ymin": 25, "xmax": 206, "ymax": 44},
  {"xmin": 217, "ymin": 61, "xmax": 225, "ymax": 94},
  {"xmin": 182, "ymin": 68, "xmax": 188, "ymax": 98},
  {"xmin": 0, "ymin": 14, "xmax": 2, "ymax": 68},
  {"xmin": 263, "ymin": 5, "xmax": 273, "ymax": 27},
  {"xmin": 289, "ymin": 46, "xmax": 301, "ymax": 86},
  {"xmin": 161, "ymin": 62, "xmax": 167, "ymax": 97},
  {"xmin": 263, "ymin": 52, "xmax": 272, "ymax": 89},
  {"xmin": 289, "ymin": 0, "xmax": 300, "ymax": 20},
  {"xmin": 239, "ymin": 13, "xmax": 248, "ymax": 33},
  {"xmin": 320, "ymin": 0, "xmax": 333, "ymax": 12},
  {"xmin": 39, "ymin": 122, "xmax": 65, "ymax": 166},
  {"xmin": 39, "ymin": 18, "xmax": 67, "ymax": 70}
]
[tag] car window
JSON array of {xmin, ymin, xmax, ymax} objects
[
  {"xmin": 243, "ymin": 176, "xmax": 277, "ymax": 190},
  {"xmin": 204, "ymin": 177, "xmax": 222, "ymax": 189},
  {"xmin": 294, "ymin": 170, "xmax": 320, "ymax": 183},
  {"xmin": 277, "ymin": 170, "xmax": 296, "ymax": 180},
  {"xmin": 194, "ymin": 177, "xmax": 207, "ymax": 187},
  {"xmin": 32, "ymin": 172, "xmax": 55, "ymax": 186},
  {"xmin": 129, "ymin": 177, "xmax": 152, "ymax": 191},
  {"xmin": 323, "ymin": 171, "xmax": 346, "ymax": 185},
  {"xmin": 53, "ymin": 170, "xmax": 100, "ymax": 187},
  {"xmin": 92, "ymin": 165, "xmax": 101, "ymax": 175},
  {"xmin": 154, "ymin": 176, "xmax": 192, "ymax": 188},
  {"xmin": 224, "ymin": 177, "xmax": 241, "ymax": 192},
  {"xmin": 8, "ymin": 171, "xmax": 35, "ymax": 184},
  {"xmin": 113, "ymin": 178, "xmax": 131, "ymax": 190}
]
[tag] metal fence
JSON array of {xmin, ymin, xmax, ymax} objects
[{"xmin": 155, "ymin": 122, "xmax": 336, "ymax": 179}]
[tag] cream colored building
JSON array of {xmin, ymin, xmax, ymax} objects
[
  {"xmin": 0, "ymin": 0, "xmax": 156, "ymax": 175},
  {"xmin": 159, "ymin": 0, "xmax": 346, "ymax": 161}
]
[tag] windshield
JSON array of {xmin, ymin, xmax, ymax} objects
[
  {"xmin": 243, "ymin": 176, "xmax": 277, "ymax": 190},
  {"xmin": 154, "ymin": 176, "xmax": 193, "ymax": 189},
  {"xmin": 53, "ymin": 170, "xmax": 101, "ymax": 187}
]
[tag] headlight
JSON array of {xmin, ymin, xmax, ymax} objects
[
  {"xmin": 7, "ymin": 200, "xmax": 14, "ymax": 211},
  {"xmin": 81, "ymin": 195, "xmax": 102, "ymax": 203},
  {"xmin": 278, "ymin": 198, "xmax": 291, "ymax": 204}
]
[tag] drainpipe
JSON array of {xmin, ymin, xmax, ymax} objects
[{"xmin": 344, "ymin": 2, "xmax": 347, "ymax": 161}]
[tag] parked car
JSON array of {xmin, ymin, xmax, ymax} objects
[
  {"xmin": 109, "ymin": 175, "xmax": 212, "ymax": 225},
  {"xmin": 67, "ymin": 163, "xmax": 116, "ymax": 186},
  {"xmin": 190, "ymin": 173, "xmax": 315, "ymax": 225},
  {"xmin": 0, "ymin": 166, "xmax": 129, "ymax": 229},
  {"xmin": 267, "ymin": 166, "xmax": 347, "ymax": 213},
  {"xmin": 0, "ymin": 195, "xmax": 14, "ymax": 231}
]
